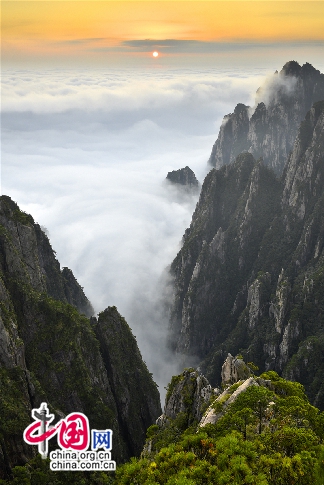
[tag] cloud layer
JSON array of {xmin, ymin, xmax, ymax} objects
[{"xmin": 1, "ymin": 66, "xmax": 280, "ymax": 400}]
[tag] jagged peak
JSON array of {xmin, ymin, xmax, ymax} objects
[
  {"xmin": 301, "ymin": 61, "xmax": 320, "ymax": 76},
  {"xmin": 280, "ymin": 60, "xmax": 302, "ymax": 77},
  {"xmin": 0, "ymin": 195, "xmax": 35, "ymax": 225},
  {"xmin": 209, "ymin": 60, "xmax": 323, "ymax": 173},
  {"xmin": 153, "ymin": 368, "xmax": 215, "ymax": 432},
  {"xmin": 234, "ymin": 103, "xmax": 250, "ymax": 114},
  {"xmin": 166, "ymin": 166, "xmax": 199, "ymax": 188},
  {"xmin": 0, "ymin": 195, "xmax": 19, "ymax": 212},
  {"xmin": 250, "ymin": 101, "xmax": 266, "ymax": 120},
  {"xmin": 280, "ymin": 60, "xmax": 320, "ymax": 79}
]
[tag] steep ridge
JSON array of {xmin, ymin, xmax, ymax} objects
[
  {"xmin": 0, "ymin": 196, "xmax": 161, "ymax": 478},
  {"xmin": 0, "ymin": 196, "xmax": 94, "ymax": 317},
  {"xmin": 209, "ymin": 61, "xmax": 324, "ymax": 173},
  {"xmin": 168, "ymin": 99, "xmax": 324, "ymax": 408}
]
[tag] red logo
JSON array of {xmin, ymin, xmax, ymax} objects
[
  {"xmin": 23, "ymin": 403, "xmax": 89, "ymax": 458},
  {"xmin": 58, "ymin": 413, "xmax": 89, "ymax": 450}
]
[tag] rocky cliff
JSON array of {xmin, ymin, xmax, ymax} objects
[
  {"xmin": 168, "ymin": 97, "xmax": 324, "ymax": 409},
  {"xmin": 209, "ymin": 61, "xmax": 324, "ymax": 174},
  {"xmin": 0, "ymin": 196, "xmax": 161, "ymax": 479}
]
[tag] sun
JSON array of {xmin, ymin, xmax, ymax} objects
[{"xmin": 152, "ymin": 51, "xmax": 159, "ymax": 58}]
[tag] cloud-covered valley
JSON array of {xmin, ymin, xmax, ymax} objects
[{"xmin": 2, "ymin": 67, "xmax": 267, "ymax": 398}]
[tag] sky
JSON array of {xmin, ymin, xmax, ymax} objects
[
  {"xmin": 2, "ymin": 1, "xmax": 324, "ymax": 69},
  {"xmin": 1, "ymin": 1, "xmax": 324, "ymax": 402}
]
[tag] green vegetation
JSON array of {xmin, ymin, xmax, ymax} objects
[
  {"xmin": 116, "ymin": 372, "xmax": 324, "ymax": 485},
  {"xmin": 0, "ymin": 455, "xmax": 115, "ymax": 485},
  {"xmin": 2, "ymin": 371, "xmax": 323, "ymax": 485}
]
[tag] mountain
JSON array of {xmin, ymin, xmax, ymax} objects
[
  {"xmin": 0, "ymin": 196, "xmax": 161, "ymax": 478},
  {"xmin": 166, "ymin": 166, "xmax": 200, "ymax": 192},
  {"xmin": 116, "ymin": 357, "xmax": 324, "ymax": 484},
  {"xmin": 2, "ymin": 60, "xmax": 323, "ymax": 483},
  {"xmin": 208, "ymin": 61, "xmax": 324, "ymax": 174},
  {"xmin": 168, "ymin": 63, "xmax": 324, "ymax": 409}
]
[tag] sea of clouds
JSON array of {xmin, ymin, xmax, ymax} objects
[{"xmin": 2, "ymin": 66, "xmax": 272, "ymax": 400}]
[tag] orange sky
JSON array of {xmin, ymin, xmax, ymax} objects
[{"xmin": 2, "ymin": 1, "xmax": 324, "ymax": 67}]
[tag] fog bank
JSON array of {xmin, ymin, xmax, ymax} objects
[{"xmin": 2, "ymin": 67, "xmax": 268, "ymax": 400}]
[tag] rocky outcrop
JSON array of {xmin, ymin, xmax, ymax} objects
[
  {"xmin": 166, "ymin": 166, "xmax": 199, "ymax": 192},
  {"xmin": 153, "ymin": 356, "xmax": 272, "ymax": 433},
  {"xmin": 209, "ymin": 61, "xmax": 324, "ymax": 174},
  {"xmin": 221, "ymin": 353, "xmax": 251, "ymax": 385},
  {"xmin": 168, "ymin": 99, "xmax": 324, "ymax": 408},
  {"xmin": 0, "ymin": 196, "xmax": 161, "ymax": 478},
  {"xmin": 156, "ymin": 368, "xmax": 215, "ymax": 428},
  {"xmin": 208, "ymin": 103, "xmax": 250, "ymax": 169},
  {"xmin": 200, "ymin": 377, "xmax": 259, "ymax": 427},
  {"xmin": 247, "ymin": 272, "xmax": 271, "ymax": 329}
]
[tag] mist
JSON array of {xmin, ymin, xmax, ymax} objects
[{"xmin": 2, "ymin": 67, "xmax": 268, "ymax": 402}]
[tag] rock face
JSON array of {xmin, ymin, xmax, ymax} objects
[
  {"xmin": 168, "ymin": 97, "xmax": 324, "ymax": 408},
  {"xmin": 156, "ymin": 368, "xmax": 215, "ymax": 428},
  {"xmin": 0, "ymin": 196, "xmax": 161, "ymax": 478},
  {"xmin": 169, "ymin": 151, "xmax": 281, "ymax": 358},
  {"xmin": 221, "ymin": 353, "xmax": 251, "ymax": 385},
  {"xmin": 166, "ymin": 166, "xmax": 199, "ymax": 191},
  {"xmin": 208, "ymin": 103, "xmax": 250, "ymax": 170},
  {"xmin": 0, "ymin": 197, "xmax": 94, "ymax": 317},
  {"xmin": 209, "ymin": 61, "xmax": 324, "ymax": 174},
  {"xmin": 199, "ymin": 377, "xmax": 260, "ymax": 428},
  {"xmin": 153, "ymin": 356, "xmax": 268, "ymax": 432},
  {"xmin": 94, "ymin": 306, "xmax": 161, "ymax": 458},
  {"xmin": 61, "ymin": 267, "xmax": 94, "ymax": 317}
]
